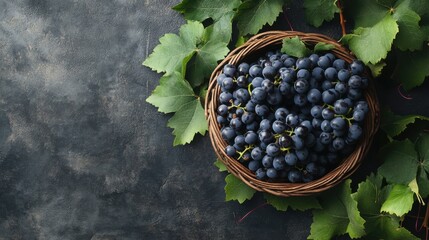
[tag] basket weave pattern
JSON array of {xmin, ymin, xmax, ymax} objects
[{"xmin": 205, "ymin": 31, "xmax": 380, "ymax": 197}]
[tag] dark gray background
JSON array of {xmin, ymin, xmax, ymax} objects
[{"xmin": 0, "ymin": 1, "xmax": 428, "ymax": 239}]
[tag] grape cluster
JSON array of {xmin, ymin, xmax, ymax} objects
[{"xmin": 216, "ymin": 49, "xmax": 370, "ymax": 183}]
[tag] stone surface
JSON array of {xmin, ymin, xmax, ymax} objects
[{"xmin": 0, "ymin": 1, "xmax": 428, "ymax": 240}]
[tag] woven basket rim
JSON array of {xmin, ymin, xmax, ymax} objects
[{"xmin": 205, "ymin": 31, "xmax": 380, "ymax": 197}]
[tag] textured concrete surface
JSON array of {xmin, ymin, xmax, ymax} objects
[{"xmin": 0, "ymin": 1, "xmax": 427, "ymax": 240}]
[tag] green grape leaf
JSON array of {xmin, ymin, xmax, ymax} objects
[
  {"xmin": 393, "ymin": 46, "xmax": 429, "ymax": 90},
  {"xmin": 147, "ymin": 72, "xmax": 208, "ymax": 145},
  {"xmin": 367, "ymin": 61, "xmax": 386, "ymax": 77},
  {"xmin": 214, "ymin": 159, "xmax": 228, "ymax": 172},
  {"xmin": 167, "ymin": 96, "xmax": 207, "ymax": 146},
  {"xmin": 281, "ymin": 37, "xmax": 312, "ymax": 58},
  {"xmin": 203, "ymin": 15, "xmax": 233, "ymax": 43},
  {"xmin": 380, "ymin": 184, "xmax": 414, "ymax": 216},
  {"xmin": 393, "ymin": 0, "xmax": 426, "ymax": 51},
  {"xmin": 303, "ymin": 0, "xmax": 339, "ymax": 27},
  {"xmin": 380, "ymin": 108, "xmax": 429, "ymax": 138},
  {"xmin": 415, "ymin": 134, "xmax": 429, "ymax": 171},
  {"xmin": 146, "ymin": 72, "xmax": 198, "ymax": 114},
  {"xmin": 235, "ymin": 0, "xmax": 286, "ymax": 36},
  {"xmin": 224, "ymin": 174, "xmax": 256, "ymax": 203},
  {"xmin": 173, "ymin": 0, "xmax": 241, "ymax": 22},
  {"xmin": 347, "ymin": 14, "xmax": 399, "ymax": 64},
  {"xmin": 352, "ymin": 174, "xmax": 419, "ymax": 240},
  {"xmin": 408, "ymin": 0, "xmax": 429, "ymax": 16},
  {"xmin": 378, "ymin": 139, "xmax": 419, "ymax": 185},
  {"xmin": 143, "ymin": 21, "xmax": 203, "ymax": 74},
  {"xmin": 144, "ymin": 21, "xmax": 228, "ymax": 87},
  {"xmin": 313, "ymin": 42, "xmax": 336, "ymax": 52},
  {"xmin": 264, "ymin": 193, "xmax": 321, "ymax": 212},
  {"xmin": 344, "ymin": 0, "xmax": 390, "ymax": 27},
  {"xmin": 186, "ymin": 39, "xmax": 230, "ymax": 87},
  {"xmin": 308, "ymin": 180, "xmax": 366, "ymax": 240}
]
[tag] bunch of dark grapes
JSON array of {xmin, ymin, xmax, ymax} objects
[{"xmin": 216, "ymin": 49, "xmax": 370, "ymax": 183}]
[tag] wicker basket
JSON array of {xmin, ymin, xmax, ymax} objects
[{"xmin": 205, "ymin": 31, "xmax": 380, "ymax": 197}]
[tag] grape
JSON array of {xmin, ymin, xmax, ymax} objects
[
  {"xmin": 272, "ymin": 120, "xmax": 287, "ymax": 133},
  {"xmin": 309, "ymin": 54, "xmax": 319, "ymax": 66},
  {"xmin": 322, "ymin": 89, "xmax": 338, "ymax": 104},
  {"xmin": 217, "ymin": 73, "xmax": 227, "ymax": 86},
  {"xmin": 284, "ymin": 152, "xmax": 298, "ymax": 166},
  {"xmin": 332, "ymin": 137, "xmax": 345, "ymax": 150},
  {"xmin": 261, "ymin": 79, "xmax": 275, "ymax": 93},
  {"xmin": 335, "ymin": 82, "xmax": 348, "ymax": 94},
  {"xmin": 333, "ymin": 59, "xmax": 347, "ymax": 70},
  {"xmin": 288, "ymin": 169, "xmax": 302, "ymax": 183},
  {"xmin": 251, "ymin": 147, "xmax": 264, "ymax": 160},
  {"xmin": 246, "ymin": 121, "xmax": 259, "ymax": 131},
  {"xmin": 294, "ymin": 126, "xmax": 309, "ymax": 137},
  {"xmin": 321, "ymin": 80, "xmax": 334, "ymax": 91},
  {"xmin": 217, "ymin": 104, "xmax": 229, "ymax": 116},
  {"xmin": 293, "ymin": 94, "xmax": 308, "ymax": 106},
  {"xmin": 350, "ymin": 60, "xmax": 365, "ymax": 75},
  {"xmin": 348, "ymin": 124, "xmax": 363, "ymax": 140},
  {"xmin": 279, "ymin": 82, "xmax": 292, "ymax": 96},
  {"xmin": 273, "ymin": 156, "xmax": 286, "ymax": 170},
  {"xmin": 255, "ymin": 104, "xmax": 270, "ymax": 117},
  {"xmin": 312, "ymin": 118, "xmax": 323, "ymax": 129},
  {"xmin": 249, "ymin": 65, "xmax": 263, "ymax": 77},
  {"xmin": 252, "ymin": 77, "xmax": 264, "ymax": 87},
  {"xmin": 262, "ymin": 155, "xmax": 274, "ymax": 168},
  {"xmin": 324, "ymin": 67, "xmax": 337, "ymax": 80},
  {"xmin": 330, "ymin": 117, "xmax": 347, "ymax": 130},
  {"xmin": 222, "ymin": 77, "xmax": 234, "ymax": 91},
  {"xmin": 244, "ymin": 131, "xmax": 258, "ymax": 145},
  {"xmin": 223, "ymin": 64, "xmax": 236, "ymax": 77},
  {"xmin": 262, "ymin": 66, "xmax": 277, "ymax": 79},
  {"xmin": 221, "ymin": 127, "xmax": 236, "ymax": 142},
  {"xmin": 352, "ymin": 109, "xmax": 365, "ymax": 122},
  {"xmin": 238, "ymin": 62, "xmax": 250, "ymax": 75},
  {"xmin": 235, "ymin": 88, "xmax": 250, "ymax": 103},
  {"xmin": 259, "ymin": 119, "xmax": 271, "ymax": 130},
  {"xmin": 296, "ymin": 148, "xmax": 309, "ymax": 161},
  {"xmin": 317, "ymin": 55, "xmax": 331, "ymax": 69},
  {"xmin": 278, "ymin": 134, "xmax": 293, "ymax": 148},
  {"xmin": 266, "ymin": 143, "xmax": 280, "ymax": 157},
  {"xmin": 292, "ymin": 135, "xmax": 305, "ymax": 149},
  {"xmin": 319, "ymin": 132, "xmax": 333, "ymax": 144},
  {"xmin": 296, "ymin": 58, "xmax": 312, "ymax": 69},
  {"xmin": 272, "ymin": 60, "xmax": 283, "ymax": 70},
  {"xmin": 241, "ymin": 112, "xmax": 256, "ymax": 124},
  {"xmin": 248, "ymin": 160, "xmax": 261, "ymax": 172},
  {"xmin": 230, "ymin": 118, "xmax": 243, "ymax": 130},
  {"xmin": 283, "ymin": 58, "xmax": 296, "ymax": 68},
  {"xmin": 217, "ymin": 115, "xmax": 227, "ymax": 124},
  {"xmin": 219, "ymin": 92, "xmax": 233, "ymax": 104},
  {"xmin": 325, "ymin": 53, "xmax": 336, "ymax": 62},
  {"xmin": 236, "ymin": 76, "xmax": 248, "ymax": 88},
  {"xmin": 225, "ymin": 145, "xmax": 236, "ymax": 157},
  {"xmin": 266, "ymin": 168, "xmax": 278, "ymax": 178},
  {"xmin": 356, "ymin": 101, "xmax": 369, "ymax": 113},
  {"xmin": 348, "ymin": 75, "xmax": 362, "ymax": 89},
  {"xmin": 275, "ymin": 108, "xmax": 289, "ymax": 121},
  {"xmin": 334, "ymin": 99, "xmax": 349, "ymax": 115},
  {"xmin": 245, "ymin": 101, "xmax": 256, "ymax": 112},
  {"xmin": 311, "ymin": 105, "xmax": 323, "ymax": 118},
  {"xmin": 321, "ymin": 120, "xmax": 333, "ymax": 132},
  {"xmin": 294, "ymin": 78, "xmax": 309, "ymax": 94},
  {"xmin": 307, "ymin": 88, "xmax": 322, "ymax": 103},
  {"xmin": 297, "ymin": 69, "xmax": 311, "ymax": 80},
  {"xmin": 234, "ymin": 135, "xmax": 246, "ymax": 147},
  {"xmin": 255, "ymin": 168, "xmax": 267, "ymax": 180},
  {"xmin": 251, "ymin": 87, "xmax": 267, "ymax": 103},
  {"xmin": 311, "ymin": 66, "xmax": 324, "ymax": 79},
  {"xmin": 259, "ymin": 129, "xmax": 274, "ymax": 144},
  {"xmin": 337, "ymin": 69, "xmax": 350, "ymax": 82},
  {"xmin": 286, "ymin": 114, "xmax": 300, "ymax": 127},
  {"xmin": 322, "ymin": 108, "xmax": 335, "ymax": 120}
]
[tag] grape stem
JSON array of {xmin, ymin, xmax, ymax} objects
[
  {"xmin": 283, "ymin": 7, "xmax": 294, "ymax": 31},
  {"xmin": 237, "ymin": 203, "xmax": 268, "ymax": 224},
  {"xmin": 336, "ymin": 0, "xmax": 347, "ymax": 36}
]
